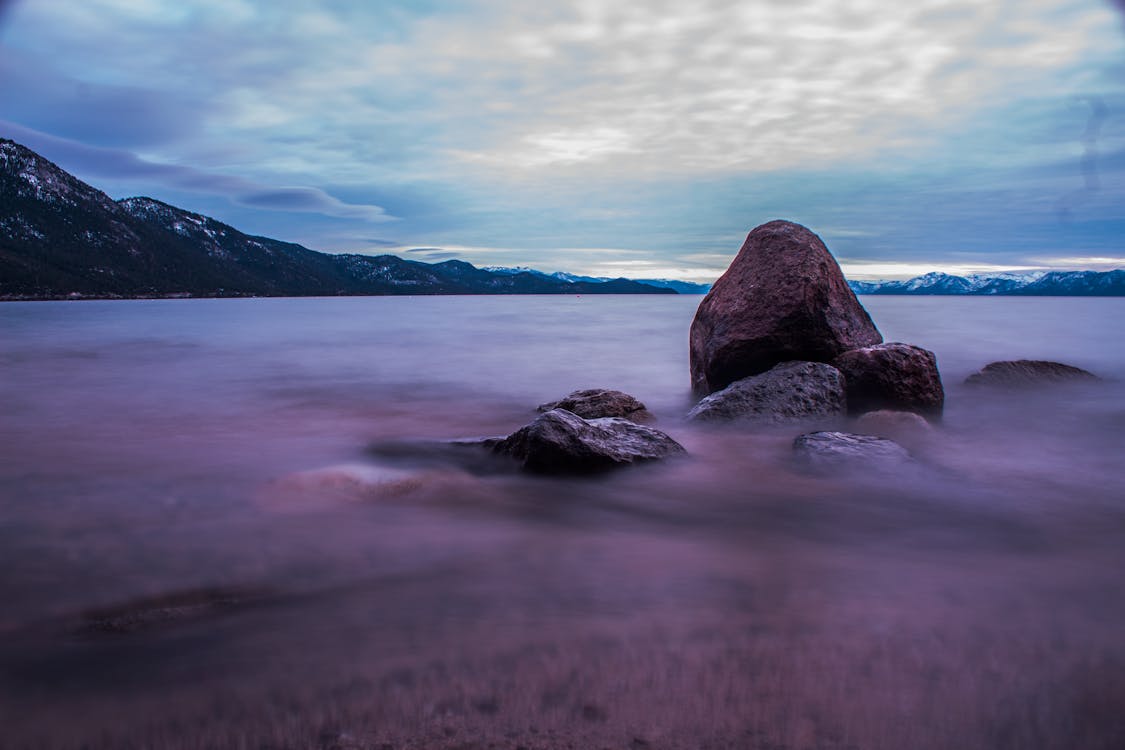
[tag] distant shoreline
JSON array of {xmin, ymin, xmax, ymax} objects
[
  {"xmin": 0, "ymin": 291, "xmax": 686, "ymax": 302},
  {"xmin": 8, "ymin": 291, "xmax": 1125, "ymax": 303}
]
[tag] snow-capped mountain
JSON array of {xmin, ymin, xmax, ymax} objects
[{"xmin": 848, "ymin": 270, "xmax": 1123, "ymax": 296}]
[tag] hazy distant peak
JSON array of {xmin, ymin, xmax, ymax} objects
[{"xmin": 849, "ymin": 270, "xmax": 1124, "ymax": 296}]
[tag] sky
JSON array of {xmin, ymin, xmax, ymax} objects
[{"xmin": 1, "ymin": 0, "xmax": 1124, "ymax": 281}]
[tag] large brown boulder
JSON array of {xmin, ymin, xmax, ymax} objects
[
  {"xmin": 689, "ymin": 220, "xmax": 882, "ymax": 395},
  {"xmin": 834, "ymin": 342, "xmax": 944, "ymax": 419}
]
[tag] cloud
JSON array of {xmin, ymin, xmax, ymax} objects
[
  {"xmin": 1030, "ymin": 255, "xmax": 1125, "ymax": 269},
  {"xmin": 3, "ymin": 0, "xmax": 1123, "ymax": 274},
  {"xmin": 429, "ymin": 0, "xmax": 1121, "ymax": 177},
  {"xmin": 412, "ymin": 251, "xmax": 460, "ymax": 260},
  {"xmin": 237, "ymin": 188, "xmax": 389, "ymax": 222},
  {"xmin": 13, "ymin": 0, "xmax": 1117, "ymax": 185},
  {"xmin": 0, "ymin": 48, "xmax": 202, "ymax": 148},
  {"xmin": 838, "ymin": 260, "xmax": 1053, "ymax": 281},
  {"xmin": 0, "ymin": 121, "xmax": 394, "ymax": 222}
]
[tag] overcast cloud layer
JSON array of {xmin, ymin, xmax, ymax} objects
[{"xmin": 1, "ymin": 0, "xmax": 1123, "ymax": 279}]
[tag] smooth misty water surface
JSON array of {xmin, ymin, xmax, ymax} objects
[{"xmin": 1, "ymin": 295, "xmax": 1124, "ymax": 750}]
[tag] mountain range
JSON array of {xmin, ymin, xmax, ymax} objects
[
  {"xmin": 482, "ymin": 266, "xmax": 712, "ymax": 294},
  {"xmin": 2, "ymin": 137, "xmax": 1121, "ymax": 299},
  {"xmin": 846, "ymin": 270, "xmax": 1125, "ymax": 296},
  {"xmin": 0, "ymin": 138, "xmax": 672, "ymax": 300}
]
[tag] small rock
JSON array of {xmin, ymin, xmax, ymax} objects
[
  {"xmin": 855, "ymin": 409, "xmax": 932, "ymax": 438},
  {"xmin": 689, "ymin": 220, "xmax": 882, "ymax": 395},
  {"xmin": 834, "ymin": 342, "xmax": 944, "ymax": 419},
  {"xmin": 538, "ymin": 388, "xmax": 654, "ymax": 423},
  {"xmin": 493, "ymin": 408, "xmax": 686, "ymax": 474},
  {"xmin": 687, "ymin": 361, "xmax": 846, "ymax": 424},
  {"xmin": 264, "ymin": 462, "xmax": 486, "ymax": 511},
  {"xmin": 854, "ymin": 410, "xmax": 934, "ymax": 452},
  {"xmin": 266, "ymin": 464, "xmax": 427, "ymax": 510},
  {"xmin": 965, "ymin": 359, "xmax": 1099, "ymax": 387},
  {"xmin": 793, "ymin": 431, "xmax": 912, "ymax": 473}
]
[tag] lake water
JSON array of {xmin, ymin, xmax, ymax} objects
[{"xmin": 1, "ymin": 295, "xmax": 1124, "ymax": 750}]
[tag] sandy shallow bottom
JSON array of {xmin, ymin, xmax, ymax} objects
[{"xmin": 3, "ymin": 409, "xmax": 1125, "ymax": 750}]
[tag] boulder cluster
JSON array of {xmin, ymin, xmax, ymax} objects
[
  {"xmin": 407, "ymin": 220, "xmax": 1100, "ymax": 478},
  {"xmin": 680, "ymin": 220, "xmax": 947, "ymax": 469}
]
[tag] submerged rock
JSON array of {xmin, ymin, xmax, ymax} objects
[
  {"xmin": 367, "ymin": 438, "xmax": 512, "ymax": 475},
  {"xmin": 538, "ymin": 388, "xmax": 653, "ymax": 423},
  {"xmin": 493, "ymin": 408, "xmax": 685, "ymax": 474},
  {"xmin": 687, "ymin": 361, "xmax": 846, "ymax": 424},
  {"xmin": 792, "ymin": 431, "xmax": 912, "ymax": 473},
  {"xmin": 276, "ymin": 464, "xmax": 425, "ymax": 495},
  {"xmin": 689, "ymin": 220, "xmax": 882, "ymax": 395},
  {"xmin": 853, "ymin": 410, "xmax": 935, "ymax": 453},
  {"xmin": 854, "ymin": 409, "xmax": 933, "ymax": 438},
  {"xmin": 965, "ymin": 360, "xmax": 1099, "ymax": 387},
  {"xmin": 264, "ymin": 464, "xmax": 435, "ymax": 512},
  {"xmin": 834, "ymin": 342, "xmax": 944, "ymax": 419}
]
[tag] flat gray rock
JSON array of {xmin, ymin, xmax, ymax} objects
[
  {"xmin": 793, "ymin": 431, "xmax": 912, "ymax": 473},
  {"xmin": 687, "ymin": 361, "xmax": 846, "ymax": 424},
  {"xmin": 494, "ymin": 408, "xmax": 686, "ymax": 474}
]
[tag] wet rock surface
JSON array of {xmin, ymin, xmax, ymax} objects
[
  {"xmin": 834, "ymin": 342, "xmax": 944, "ymax": 418},
  {"xmin": 687, "ymin": 361, "xmax": 846, "ymax": 424},
  {"xmin": 538, "ymin": 388, "xmax": 653, "ymax": 423},
  {"xmin": 792, "ymin": 430, "xmax": 912, "ymax": 473},
  {"xmin": 689, "ymin": 220, "xmax": 881, "ymax": 395},
  {"xmin": 965, "ymin": 359, "xmax": 1099, "ymax": 387},
  {"xmin": 493, "ymin": 408, "xmax": 686, "ymax": 474}
]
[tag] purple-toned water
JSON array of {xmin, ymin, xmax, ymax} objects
[{"xmin": 1, "ymin": 296, "xmax": 1124, "ymax": 749}]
